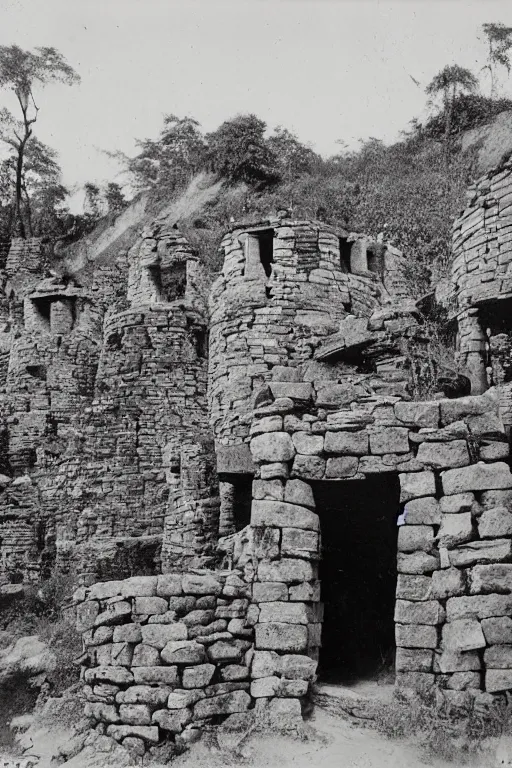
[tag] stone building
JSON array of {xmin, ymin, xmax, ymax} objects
[{"xmin": 3, "ymin": 193, "xmax": 512, "ymax": 752}]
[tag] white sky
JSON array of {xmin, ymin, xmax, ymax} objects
[{"xmin": 1, "ymin": 0, "xmax": 512, "ymax": 205}]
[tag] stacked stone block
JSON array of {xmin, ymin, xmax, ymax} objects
[{"xmin": 75, "ymin": 570, "xmax": 253, "ymax": 753}]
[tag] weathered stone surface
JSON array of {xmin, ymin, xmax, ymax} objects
[
  {"xmin": 182, "ymin": 664, "xmax": 215, "ymax": 688},
  {"xmin": 403, "ymin": 497, "xmax": 440, "ymax": 525},
  {"xmin": 281, "ymin": 528, "xmax": 319, "ymax": 558},
  {"xmin": 398, "ymin": 526, "xmax": 434, "ymax": 553},
  {"xmin": 481, "ymin": 617, "xmax": 512, "ymax": 645},
  {"xmin": 113, "ymin": 624, "xmax": 142, "ymax": 644},
  {"xmin": 484, "ymin": 646, "xmax": 512, "ymax": 669},
  {"xmin": 431, "ymin": 568, "xmax": 466, "ymax": 599},
  {"xmin": 84, "ymin": 666, "xmax": 133, "ymax": 685},
  {"xmin": 77, "ymin": 601, "xmax": 100, "ymax": 633},
  {"xmin": 193, "ymin": 691, "xmax": 251, "ymax": 718},
  {"xmin": 291, "ymin": 455, "xmax": 325, "ymax": 479},
  {"xmin": 132, "ymin": 644, "xmax": 160, "ymax": 667},
  {"xmin": 94, "ymin": 601, "xmax": 131, "ymax": 627},
  {"xmin": 448, "ymin": 539, "xmax": 512, "ymax": 567},
  {"xmin": 485, "ymin": 670, "xmax": 512, "ymax": 693},
  {"xmin": 251, "ymin": 676, "xmax": 280, "ymax": 697},
  {"xmin": 395, "ymin": 624, "xmax": 438, "ymax": 649},
  {"xmin": 396, "ymin": 574, "xmax": 432, "ymax": 600},
  {"xmin": 442, "ymin": 462, "xmax": 512, "ymax": 495},
  {"xmin": 250, "ymin": 415, "xmax": 283, "ymax": 435},
  {"xmin": 269, "ymin": 383, "xmax": 312, "ymax": 402},
  {"xmin": 107, "ymin": 725, "xmax": 159, "ymax": 743},
  {"xmin": 478, "ymin": 507, "xmax": 512, "ymax": 538},
  {"xmin": 292, "ymin": 432, "xmax": 323, "ymax": 456},
  {"xmin": 120, "ymin": 576, "xmax": 157, "ymax": 598},
  {"xmin": 251, "ymin": 433, "xmax": 296, "ymax": 463},
  {"xmin": 397, "ymin": 552, "xmax": 439, "ymax": 574},
  {"xmin": 141, "ymin": 624, "xmax": 187, "ymax": 649},
  {"xmin": 152, "ymin": 708, "xmax": 192, "ymax": 732},
  {"xmin": 251, "ymin": 500, "xmax": 319, "ymax": 531},
  {"xmin": 182, "ymin": 575, "xmax": 222, "ymax": 596},
  {"xmin": 395, "ymin": 672, "xmax": 435, "ymax": 692},
  {"xmin": 395, "ymin": 648, "xmax": 433, "ymax": 672},
  {"xmin": 117, "ymin": 686, "xmax": 172, "ymax": 706},
  {"xmin": 255, "ymin": 623, "xmax": 308, "ymax": 652},
  {"xmin": 207, "ymin": 640, "xmax": 247, "ymax": 662},
  {"xmin": 253, "ymin": 479, "xmax": 284, "ymax": 502},
  {"xmin": 370, "ymin": 427, "xmax": 410, "ymax": 455},
  {"xmin": 258, "ymin": 559, "xmax": 315, "ymax": 583},
  {"xmin": 439, "ymin": 492, "xmax": 475, "ymax": 514},
  {"xmin": 446, "ymin": 672, "xmax": 480, "ymax": 690},
  {"xmin": 469, "ymin": 564, "xmax": 512, "ymax": 595},
  {"xmin": 394, "ymin": 600, "xmax": 444, "ymax": 625},
  {"xmin": 439, "ymin": 395, "xmax": 495, "ymax": 426},
  {"xmin": 399, "ymin": 471, "xmax": 436, "ymax": 502},
  {"xmin": 132, "ymin": 666, "xmax": 179, "ymax": 685},
  {"xmin": 480, "ymin": 441, "xmax": 509, "ymax": 461},
  {"xmin": 436, "ymin": 650, "xmax": 481, "ymax": 673},
  {"xmin": 281, "ymin": 653, "xmax": 317, "ymax": 680},
  {"xmin": 252, "ymin": 582, "xmax": 288, "ymax": 602},
  {"xmin": 89, "ymin": 581, "xmax": 123, "ymax": 600},
  {"xmin": 156, "ymin": 574, "xmax": 183, "ymax": 597},
  {"xmin": 284, "ymin": 479, "xmax": 315, "ymax": 509},
  {"xmin": 84, "ymin": 703, "xmax": 119, "ymax": 723},
  {"xmin": 221, "ymin": 664, "xmax": 249, "ymax": 681},
  {"xmin": 446, "ymin": 594, "xmax": 512, "ymax": 620},
  {"xmin": 259, "ymin": 602, "xmax": 309, "ymax": 624},
  {"xmin": 437, "ymin": 513, "xmax": 473, "ymax": 548},
  {"xmin": 416, "ymin": 440, "xmax": 470, "ymax": 469},
  {"xmin": 442, "ymin": 618, "xmax": 486, "ymax": 651},
  {"xmin": 134, "ymin": 597, "xmax": 167, "ymax": 615},
  {"xmin": 119, "ymin": 704, "xmax": 152, "ymax": 726},
  {"xmin": 325, "ymin": 457, "xmax": 359, "ymax": 478},
  {"xmin": 323, "ymin": 431, "xmax": 369, "ymax": 455},
  {"xmin": 395, "ymin": 401, "xmax": 439, "ymax": 428},
  {"xmin": 251, "ymin": 650, "xmax": 280, "ymax": 678},
  {"xmin": 160, "ymin": 641, "xmax": 206, "ymax": 665}
]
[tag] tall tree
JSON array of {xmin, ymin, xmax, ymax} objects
[
  {"xmin": 482, "ymin": 22, "xmax": 512, "ymax": 97},
  {"xmin": 206, "ymin": 114, "xmax": 279, "ymax": 187},
  {"xmin": 426, "ymin": 65, "xmax": 478, "ymax": 168},
  {"xmin": 0, "ymin": 45, "xmax": 79, "ymax": 237}
]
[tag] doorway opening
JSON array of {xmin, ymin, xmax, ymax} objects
[{"xmin": 312, "ymin": 476, "xmax": 399, "ymax": 685}]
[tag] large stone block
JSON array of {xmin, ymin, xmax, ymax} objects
[
  {"xmin": 440, "ymin": 492, "xmax": 475, "ymax": 514},
  {"xmin": 399, "ymin": 471, "xmax": 436, "ymax": 502},
  {"xmin": 281, "ymin": 528, "xmax": 319, "ymax": 558},
  {"xmin": 485, "ymin": 669, "xmax": 512, "ymax": 693},
  {"xmin": 252, "ymin": 583, "xmax": 288, "ymax": 602},
  {"xmin": 437, "ymin": 513, "xmax": 473, "ymax": 548},
  {"xmin": 323, "ymin": 431, "xmax": 369, "ymax": 455},
  {"xmin": 251, "ymin": 676, "xmax": 280, "ymax": 698},
  {"xmin": 369, "ymin": 427, "xmax": 410, "ymax": 455},
  {"xmin": 416, "ymin": 440, "xmax": 470, "ymax": 470},
  {"xmin": 448, "ymin": 539, "xmax": 512, "ymax": 567},
  {"xmin": 259, "ymin": 602, "xmax": 309, "ymax": 624},
  {"xmin": 281, "ymin": 654, "xmax": 317, "ymax": 680},
  {"xmin": 76, "ymin": 601, "xmax": 100, "ymax": 633},
  {"xmin": 284, "ymin": 479, "xmax": 315, "ymax": 509},
  {"xmin": 442, "ymin": 618, "xmax": 486, "ymax": 651},
  {"xmin": 269, "ymin": 383, "xmax": 312, "ymax": 402},
  {"xmin": 152, "ymin": 708, "xmax": 192, "ymax": 733},
  {"xmin": 394, "ymin": 600, "xmax": 444, "ymax": 625},
  {"xmin": 481, "ymin": 617, "xmax": 512, "ymax": 645},
  {"xmin": 395, "ymin": 672, "xmax": 435, "ymax": 693},
  {"xmin": 484, "ymin": 646, "xmax": 512, "ymax": 669},
  {"xmin": 403, "ymin": 497, "xmax": 440, "ymax": 525},
  {"xmin": 251, "ymin": 433, "xmax": 296, "ymax": 463},
  {"xmin": 132, "ymin": 644, "xmax": 160, "ymax": 667},
  {"xmin": 469, "ymin": 564, "xmax": 512, "ymax": 595},
  {"xmin": 193, "ymin": 691, "xmax": 251, "ymax": 718},
  {"xmin": 134, "ymin": 597, "xmax": 168, "ymax": 615},
  {"xmin": 182, "ymin": 664, "xmax": 215, "ymax": 688},
  {"xmin": 431, "ymin": 568, "xmax": 466, "ymax": 599},
  {"xmin": 397, "ymin": 552, "xmax": 439, "ymax": 574},
  {"xmin": 253, "ymin": 479, "xmax": 284, "ymax": 502},
  {"xmin": 436, "ymin": 650, "xmax": 481, "ymax": 673},
  {"xmin": 442, "ymin": 462, "xmax": 512, "ymax": 496},
  {"xmin": 251, "ymin": 500, "xmax": 319, "ymax": 531},
  {"xmin": 251, "ymin": 650, "xmax": 280, "ymax": 678},
  {"xmin": 395, "ymin": 624, "xmax": 438, "ymax": 649},
  {"xmin": 84, "ymin": 666, "xmax": 133, "ymax": 685},
  {"xmin": 291, "ymin": 455, "xmax": 325, "ymax": 479},
  {"xmin": 182, "ymin": 574, "xmax": 222, "ymax": 596},
  {"xmin": 440, "ymin": 395, "xmax": 495, "ymax": 426},
  {"xmin": 395, "ymin": 401, "xmax": 439, "ymax": 428},
  {"xmin": 207, "ymin": 639, "xmax": 247, "ymax": 662},
  {"xmin": 120, "ymin": 576, "xmax": 157, "ymax": 598},
  {"xmin": 160, "ymin": 640, "xmax": 206, "ymax": 665},
  {"xmin": 398, "ymin": 526, "xmax": 434, "ymax": 553},
  {"xmin": 113, "ymin": 624, "xmax": 142, "ymax": 644},
  {"xmin": 258, "ymin": 559, "xmax": 316, "ymax": 583},
  {"xmin": 395, "ymin": 648, "xmax": 433, "ymax": 672},
  {"xmin": 119, "ymin": 704, "xmax": 152, "ymax": 726},
  {"xmin": 84, "ymin": 703, "xmax": 119, "ymax": 723},
  {"xmin": 325, "ymin": 457, "xmax": 359, "ymax": 478},
  {"xmin": 94, "ymin": 601, "xmax": 131, "ymax": 627},
  {"xmin": 446, "ymin": 594, "xmax": 512, "ymax": 620},
  {"xmin": 255, "ymin": 623, "xmax": 308, "ymax": 652},
  {"xmin": 478, "ymin": 507, "xmax": 512, "ymax": 538},
  {"xmin": 106, "ymin": 725, "xmax": 159, "ymax": 743},
  {"xmin": 292, "ymin": 432, "xmax": 324, "ymax": 456},
  {"xmin": 141, "ymin": 623, "xmax": 187, "ymax": 649},
  {"xmin": 156, "ymin": 574, "xmax": 182, "ymax": 597},
  {"xmin": 117, "ymin": 686, "xmax": 172, "ymax": 706},
  {"xmin": 446, "ymin": 672, "xmax": 481, "ymax": 690},
  {"xmin": 89, "ymin": 581, "xmax": 123, "ymax": 600},
  {"xmin": 396, "ymin": 574, "xmax": 432, "ymax": 600},
  {"xmin": 132, "ymin": 666, "xmax": 179, "ymax": 685}
]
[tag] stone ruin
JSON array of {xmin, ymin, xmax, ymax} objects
[{"xmin": 3, "ymin": 173, "xmax": 512, "ymax": 750}]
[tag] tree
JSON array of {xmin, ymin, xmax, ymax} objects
[
  {"xmin": 266, "ymin": 127, "xmax": 319, "ymax": 183},
  {"xmin": 104, "ymin": 182, "xmax": 127, "ymax": 217},
  {"xmin": 426, "ymin": 65, "xmax": 478, "ymax": 167},
  {"xmin": 83, "ymin": 182, "xmax": 102, "ymax": 220},
  {"xmin": 482, "ymin": 22, "xmax": 512, "ymax": 98},
  {"xmin": 0, "ymin": 45, "xmax": 79, "ymax": 237},
  {"xmin": 206, "ymin": 114, "xmax": 279, "ymax": 187}
]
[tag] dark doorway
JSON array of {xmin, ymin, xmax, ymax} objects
[{"xmin": 312, "ymin": 476, "xmax": 399, "ymax": 684}]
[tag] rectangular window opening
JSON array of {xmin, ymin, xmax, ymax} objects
[
  {"xmin": 339, "ymin": 238, "xmax": 352, "ymax": 273},
  {"xmin": 32, "ymin": 298, "xmax": 51, "ymax": 331},
  {"xmin": 257, "ymin": 229, "xmax": 274, "ymax": 278},
  {"xmin": 312, "ymin": 476, "xmax": 399, "ymax": 686}
]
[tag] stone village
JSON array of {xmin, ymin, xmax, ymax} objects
[{"xmin": 3, "ymin": 157, "xmax": 512, "ymax": 753}]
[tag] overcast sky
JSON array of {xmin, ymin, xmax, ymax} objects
[{"xmin": 2, "ymin": 0, "xmax": 512, "ymax": 205}]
